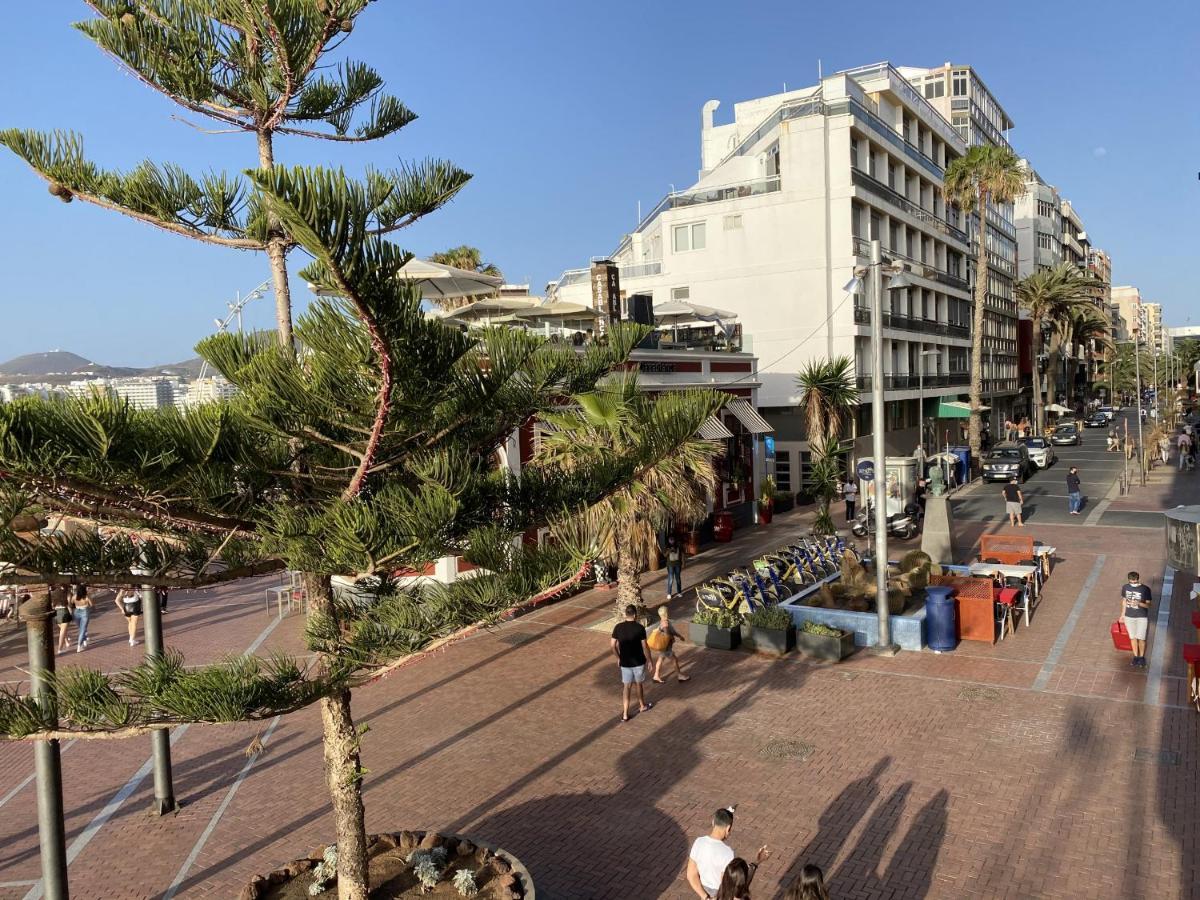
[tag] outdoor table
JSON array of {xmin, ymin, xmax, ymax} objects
[
  {"xmin": 969, "ymin": 562, "xmax": 1040, "ymax": 626},
  {"xmin": 1033, "ymin": 544, "xmax": 1055, "ymax": 579}
]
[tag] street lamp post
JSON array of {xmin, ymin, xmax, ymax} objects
[
  {"xmin": 848, "ymin": 240, "xmax": 912, "ymax": 654},
  {"xmin": 1133, "ymin": 330, "xmax": 1146, "ymax": 486},
  {"xmin": 917, "ymin": 348, "xmax": 940, "ymax": 457}
]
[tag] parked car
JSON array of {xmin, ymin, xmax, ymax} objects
[
  {"xmin": 982, "ymin": 442, "xmax": 1033, "ymax": 483},
  {"xmin": 1098, "ymin": 406, "xmax": 1116, "ymax": 422},
  {"xmin": 1084, "ymin": 412, "xmax": 1108, "ymax": 428},
  {"xmin": 1049, "ymin": 423, "xmax": 1081, "ymax": 446},
  {"xmin": 1018, "ymin": 436, "xmax": 1056, "ymax": 468}
]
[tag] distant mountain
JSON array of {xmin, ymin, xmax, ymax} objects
[{"xmin": 0, "ymin": 351, "xmax": 202, "ymax": 384}]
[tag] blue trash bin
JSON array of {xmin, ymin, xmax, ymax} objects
[
  {"xmin": 949, "ymin": 445, "xmax": 971, "ymax": 485},
  {"xmin": 924, "ymin": 585, "xmax": 958, "ymax": 651}
]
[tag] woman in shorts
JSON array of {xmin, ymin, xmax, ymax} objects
[
  {"xmin": 649, "ymin": 605, "xmax": 690, "ymax": 684},
  {"xmin": 115, "ymin": 587, "xmax": 142, "ymax": 646},
  {"xmin": 53, "ymin": 587, "xmax": 74, "ymax": 654}
]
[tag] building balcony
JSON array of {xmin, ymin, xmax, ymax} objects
[
  {"xmin": 851, "ymin": 170, "xmax": 970, "ymax": 248},
  {"xmin": 632, "ymin": 176, "xmax": 782, "ymax": 236},
  {"xmin": 853, "ymin": 303, "xmax": 969, "ymax": 340},
  {"xmin": 852, "ymin": 237, "xmax": 971, "ymax": 293},
  {"xmin": 856, "ymin": 372, "xmax": 970, "ymax": 392}
]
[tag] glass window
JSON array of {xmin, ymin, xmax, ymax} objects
[
  {"xmin": 673, "ymin": 222, "xmax": 705, "ymax": 252},
  {"xmin": 775, "ymin": 451, "xmax": 792, "ymax": 493},
  {"xmin": 691, "ymin": 222, "xmax": 706, "ymax": 251},
  {"xmin": 671, "ymin": 286, "xmax": 690, "ymax": 300}
]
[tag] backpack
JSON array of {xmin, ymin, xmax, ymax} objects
[{"xmin": 646, "ymin": 625, "xmax": 671, "ymax": 652}]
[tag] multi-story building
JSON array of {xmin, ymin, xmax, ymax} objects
[
  {"xmin": 549, "ymin": 61, "xmax": 1011, "ymax": 485},
  {"xmin": 1143, "ymin": 302, "xmax": 1165, "ymax": 353},
  {"xmin": 183, "ymin": 376, "xmax": 238, "ymax": 407},
  {"xmin": 1015, "ymin": 162, "xmax": 1063, "ymax": 275},
  {"xmin": 66, "ymin": 376, "xmax": 179, "ymax": 410},
  {"xmin": 901, "ymin": 63, "xmax": 1021, "ymax": 420}
]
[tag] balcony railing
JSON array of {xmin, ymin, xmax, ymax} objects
[
  {"xmin": 852, "ymin": 238, "xmax": 971, "ymax": 293},
  {"xmin": 853, "ymin": 304, "xmax": 970, "ymax": 340},
  {"xmin": 856, "ymin": 372, "xmax": 970, "ymax": 392},
  {"xmin": 633, "ymin": 176, "xmax": 782, "ymax": 235},
  {"xmin": 620, "ymin": 261, "xmax": 662, "ymax": 279},
  {"xmin": 851, "ymin": 170, "xmax": 970, "ymax": 247},
  {"xmin": 845, "ymin": 98, "xmax": 944, "ymax": 180}
]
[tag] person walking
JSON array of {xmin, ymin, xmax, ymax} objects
[
  {"xmin": 115, "ymin": 587, "xmax": 142, "ymax": 646},
  {"xmin": 784, "ymin": 865, "xmax": 830, "ymax": 900},
  {"xmin": 663, "ymin": 535, "xmax": 685, "ymax": 600},
  {"xmin": 1179, "ymin": 430, "xmax": 1193, "ymax": 471},
  {"xmin": 52, "ymin": 586, "xmax": 74, "ymax": 654},
  {"xmin": 714, "ymin": 858, "xmax": 754, "ymax": 900},
  {"xmin": 686, "ymin": 808, "xmax": 770, "ymax": 900},
  {"xmin": 610, "ymin": 604, "xmax": 652, "ymax": 722},
  {"xmin": 73, "ymin": 583, "xmax": 94, "ymax": 652},
  {"xmin": 1158, "ymin": 434, "xmax": 1171, "ymax": 466},
  {"xmin": 842, "ymin": 477, "xmax": 858, "ymax": 523},
  {"xmin": 1002, "ymin": 477, "xmax": 1024, "ymax": 527},
  {"xmin": 1120, "ymin": 571, "xmax": 1152, "ymax": 668},
  {"xmin": 155, "ymin": 586, "xmax": 169, "ymax": 613},
  {"xmin": 1066, "ymin": 467, "xmax": 1083, "ymax": 516},
  {"xmin": 649, "ymin": 605, "xmax": 690, "ymax": 684}
]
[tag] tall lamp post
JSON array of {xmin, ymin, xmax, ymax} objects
[
  {"xmin": 1133, "ymin": 330, "xmax": 1146, "ymax": 486},
  {"xmin": 846, "ymin": 240, "xmax": 912, "ymax": 654},
  {"xmin": 917, "ymin": 348, "xmax": 940, "ymax": 456}
]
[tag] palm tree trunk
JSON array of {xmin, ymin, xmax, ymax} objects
[
  {"xmin": 257, "ymin": 129, "xmax": 294, "ymax": 350},
  {"xmin": 305, "ymin": 573, "xmax": 370, "ymax": 900},
  {"xmin": 1032, "ymin": 313, "xmax": 1043, "ymax": 436},
  {"xmin": 968, "ymin": 189, "xmax": 988, "ymax": 472},
  {"xmin": 614, "ymin": 530, "xmax": 643, "ymax": 616}
]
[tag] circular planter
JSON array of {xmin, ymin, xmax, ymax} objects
[{"xmin": 239, "ymin": 830, "xmax": 534, "ymax": 900}]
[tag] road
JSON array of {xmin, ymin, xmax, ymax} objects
[{"xmin": 951, "ymin": 410, "xmax": 1164, "ymax": 529}]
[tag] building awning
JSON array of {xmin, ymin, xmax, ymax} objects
[
  {"xmin": 698, "ymin": 415, "xmax": 735, "ymax": 441},
  {"xmin": 725, "ymin": 399, "xmax": 773, "ymax": 434},
  {"xmin": 936, "ymin": 398, "xmax": 990, "ymax": 418}
]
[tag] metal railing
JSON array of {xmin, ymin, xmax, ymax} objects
[
  {"xmin": 853, "ymin": 303, "xmax": 970, "ymax": 340},
  {"xmin": 852, "ymin": 170, "xmax": 970, "ymax": 246},
  {"xmin": 837, "ymin": 62, "xmax": 967, "ymax": 152},
  {"xmin": 855, "ymin": 372, "xmax": 969, "ymax": 392},
  {"xmin": 632, "ymin": 176, "xmax": 782, "ymax": 236},
  {"xmin": 846, "ymin": 99, "xmax": 944, "ymax": 180},
  {"xmin": 553, "ymin": 260, "xmax": 662, "ymax": 290},
  {"xmin": 717, "ymin": 95, "xmax": 826, "ymax": 165},
  {"xmin": 852, "ymin": 237, "xmax": 971, "ymax": 293}
]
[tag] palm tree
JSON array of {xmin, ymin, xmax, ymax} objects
[
  {"xmin": 795, "ymin": 357, "xmax": 858, "ymax": 533},
  {"xmin": 1015, "ymin": 264, "xmax": 1092, "ymax": 431},
  {"xmin": 536, "ymin": 375, "xmax": 725, "ymax": 612},
  {"xmin": 1064, "ymin": 303, "xmax": 1114, "ymax": 405},
  {"xmin": 943, "ymin": 146, "xmax": 1025, "ymax": 466},
  {"xmin": 429, "ymin": 244, "xmax": 503, "ymax": 278}
]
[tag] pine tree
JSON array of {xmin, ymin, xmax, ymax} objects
[{"xmin": 1, "ymin": 1, "xmax": 469, "ymax": 348}]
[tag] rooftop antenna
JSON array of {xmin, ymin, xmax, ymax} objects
[{"xmin": 197, "ymin": 280, "xmax": 271, "ymax": 380}]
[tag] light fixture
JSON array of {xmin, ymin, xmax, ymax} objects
[
  {"xmin": 886, "ymin": 271, "xmax": 915, "ymax": 291},
  {"xmin": 843, "ymin": 275, "xmax": 863, "ymax": 294}
]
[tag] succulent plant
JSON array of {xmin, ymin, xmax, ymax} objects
[
  {"xmin": 413, "ymin": 858, "xmax": 440, "ymax": 892},
  {"xmin": 453, "ymin": 869, "xmax": 479, "ymax": 896},
  {"xmin": 308, "ymin": 845, "xmax": 338, "ymax": 895}
]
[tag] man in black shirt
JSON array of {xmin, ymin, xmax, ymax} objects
[
  {"xmin": 611, "ymin": 604, "xmax": 653, "ymax": 721},
  {"xmin": 1120, "ymin": 571, "xmax": 1153, "ymax": 668},
  {"xmin": 1002, "ymin": 477, "xmax": 1024, "ymax": 527},
  {"xmin": 1066, "ymin": 467, "xmax": 1082, "ymax": 515}
]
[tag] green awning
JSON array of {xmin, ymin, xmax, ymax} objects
[{"xmin": 935, "ymin": 399, "xmax": 989, "ymax": 418}]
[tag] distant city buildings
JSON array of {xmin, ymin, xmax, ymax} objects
[{"xmin": 1, "ymin": 374, "xmax": 237, "ymax": 410}]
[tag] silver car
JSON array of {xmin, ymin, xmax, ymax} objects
[{"xmin": 1018, "ymin": 436, "xmax": 1056, "ymax": 469}]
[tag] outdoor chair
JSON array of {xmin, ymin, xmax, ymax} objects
[{"xmin": 995, "ymin": 586, "xmax": 1021, "ymax": 640}]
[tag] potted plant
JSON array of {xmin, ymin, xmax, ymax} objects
[
  {"xmin": 743, "ymin": 605, "xmax": 795, "ymax": 656},
  {"xmin": 772, "ymin": 491, "xmax": 795, "ymax": 514},
  {"xmin": 795, "ymin": 620, "xmax": 855, "ymax": 661},
  {"xmin": 689, "ymin": 606, "xmax": 742, "ymax": 650},
  {"xmin": 758, "ymin": 475, "xmax": 776, "ymax": 524}
]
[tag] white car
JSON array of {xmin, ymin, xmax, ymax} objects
[{"xmin": 1018, "ymin": 436, "xmax": 1056, "ymax": 469}]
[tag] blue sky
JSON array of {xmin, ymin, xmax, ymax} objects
[{"xmin": 2, "ymin": 1, "xmax": 1197, "ymax": 365}]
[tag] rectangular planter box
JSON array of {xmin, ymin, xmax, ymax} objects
[
  {"xmin": 773, "ymin": 494, "xmax": 795, "ymax": 514},
  {"xmin": 795, "ymin": 628, "xmax": 855, "ymax": 661},
  {"xmin": 689, "ymin": 621, "xmax": 741, "ymax": 651},
  {"xmin": 744, "ymin": 624, "xmax": 796, "ymax": 657}
]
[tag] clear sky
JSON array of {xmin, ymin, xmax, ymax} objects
[{"xmin": 2, "ymin": 1, "xmax": 1197, "ymax": 365}]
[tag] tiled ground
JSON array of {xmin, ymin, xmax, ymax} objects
[{"xmin": 1, "ymin": 465, "xmax": 1198, "ymax": 899}]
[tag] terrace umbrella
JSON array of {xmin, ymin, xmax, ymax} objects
[
  {"xmin": 514, "ymin": 302, "xmax": 601, "ymax": 339},
  {"xmin": 308, "ymin": 258, "xmax": 504, "ymax": 303},
  {"xmin": 652, "ymin": 300, "xmax": 738, "ymax": 342},
  {"xmin": 442, "ymin": 297, "xmax": 538, "ymax": 325}
]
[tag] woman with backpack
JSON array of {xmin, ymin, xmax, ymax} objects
[{"xmin": 648, "ymin": 605, "xmax": 690, "ymax": 684}]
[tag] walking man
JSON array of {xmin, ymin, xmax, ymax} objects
[
  {"xmin": 686, "ymin": 807, "xmax": 770, "ymax": 900},
  {"xmin": 1003, "ymin": 476, "xmax": 1024, "ymax": 527},
  {"xmin": 1066, "ymin": 466, "xmax": 1082, "ymax": 516},
  {"xmin": 1120, "ymin": 571, "xmax": 1152, "ymax": 668},
  {"xmin": 1179, "ymin": 430, "xmax": 1193, "ymax": 471},
  {"xmin": 843, "ymin": 476, "xmax": 858, "ymax": 523},
  {"xmin": 663, "ymin": 535, "xmax": 685, "ymax": 600},
  {"xmin": 611, "ymin": 604, "xmax": 653, "ymax": 722}
]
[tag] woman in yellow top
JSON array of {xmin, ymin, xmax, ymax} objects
[{"xmin": 649, "ymin": 605, "xmax": 691, "ymax": 684}]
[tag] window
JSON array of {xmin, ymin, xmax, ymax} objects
[
  {"xmin": 670, "ymin": 286, "xmax": 690, "ymax": 301},
  {"xmin": 850, "ymin": 137, "xmax": 859, "ymax": 168},
  {"xmin": 888, "ymin": 161, "xmax": 896, "ymax": 189},
  {"xmin": 952, "ymin": 71, "xmax": 968, "ymax": 96},
  {"xmin": 672, "ymin": 221, "xmax": 706, "ymax": 252},
  {"xmin": 775, "ymin": 451, "xmax": 792, "ymax": 493},
  {"xmin": 723, "ymin": 214, "xmax": 743, "ymax": 230},
  {"xmin": 923, "ymin": 78, "xmax": 945, "ymax": 99}
]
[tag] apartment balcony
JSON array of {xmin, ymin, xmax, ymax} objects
[
  {"xmin": 852, "ymin": 237, "xmax": 971, "ymax": 293},
  {"xmin": 853, "ymin": 303, "xmax": 969, "ymax": 339},
  {"xmin": 632, "ymin": 175, "xmax": 781, "ymax": 236},
  {"xmin": 851, "ymin": 170, "xmax": 970, "ymax": 248},
  {"xmin": 844, "ymin": 98, "xmax": 945, "ymax": 180},
  {"xmin": 856, "ymin": 372, "xmax": 970, "ymax": 392}
]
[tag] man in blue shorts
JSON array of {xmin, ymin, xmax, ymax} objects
[{"xmin": 611, "ymin": 604, "xmax": 653, "ymax": 722}]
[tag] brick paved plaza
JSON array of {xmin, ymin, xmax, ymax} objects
[{"xmin": 1, "ymin": 447, "xmax": 1198, "ymax": 899}]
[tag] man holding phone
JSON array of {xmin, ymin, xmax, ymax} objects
[
  {"xmin": 686, "ymin": 806, "xmax": 771, "ymax": 898},
  {"xmin": 1120, "ymin": 571, "xmax": 1152, "ymax": 668}
]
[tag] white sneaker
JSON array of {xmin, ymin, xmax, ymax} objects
[{"xmin": 129, "ymin": 638, "xmax": 139, "ymax": 646}]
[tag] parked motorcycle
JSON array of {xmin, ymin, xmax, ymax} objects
[{"xmin": 850, "ymin": 502, "xmax": 922, "ymax": 540}]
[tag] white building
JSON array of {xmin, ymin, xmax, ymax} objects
[
  {"xmin": 183, "ymin": 376, "xmax": 238, "ymax": 407},
  {"xmin": 549, "ymin": 61, "xmax": 1020, "ymax": 482}
]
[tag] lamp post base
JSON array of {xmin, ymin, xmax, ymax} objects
[{"xmin": 868, "ymin": 643, "xmax": 901, "ymax": 658}]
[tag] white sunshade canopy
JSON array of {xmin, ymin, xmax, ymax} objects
[
  {"xmin": 698, "ymin": 416, "xmax": 735, "ymax": 441},
  {"xmin": 308, "ymin": 258, "xmax": 503, "ymax": 302},
  {"xmin": 652, "ymin": 300, "xmax": 738, "ymax": 325},
  {"xmin": 725, "ymin": 399, "xmax": 773, "ymax": 434},
  {"xmin": 1045, "ymin": 403, "xmax": 1072, "ymax": 414}
]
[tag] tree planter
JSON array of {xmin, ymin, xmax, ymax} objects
[
  {"xmin": 682, "ymin": 529, "xmax": 701, "ymax": 555},
  {"xmin": 757, "ymin": 503, "xmax": 773, "ymax": 525},
  {"xmin": 239, "ymin": 830, "xmax": 534, "ymax": 900},
  {"xmin": 744, "ymin": 624, "xmax": 795, "ymax": 656},
  {"xmin": 689, "ymin": 621, "xmax": 741, "ymax": 650},
  {"xmin": 795, "ymin": 627, "xmax": 855, "ymax": 661},
  {"xmin": 772, "ymin": 493, "xmax": 795, "ymax": 514}
]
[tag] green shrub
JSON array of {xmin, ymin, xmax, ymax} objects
[
  {"xmin": 747, "ymin": 606, "xmax": 792, "ymax": 630},
  {"xmin": 800, "ymin": 621, "xmax": 844, "ymax": 637},
  {"xmin": 692, "ymin": 606, "xmax": 742, "ymax": 630}
]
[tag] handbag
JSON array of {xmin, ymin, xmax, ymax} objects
[
  {"xmin": 1110, "ymin": 619, "xmax": 1132, "ymax": 652},
  {"xmin": 646, "ymin": 626, "xmax": 671, "ymax": 652}
]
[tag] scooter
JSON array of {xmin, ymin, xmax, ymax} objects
[{"xmin": 850, "ymin": 502, "xmax": 922, "ymax": 540}]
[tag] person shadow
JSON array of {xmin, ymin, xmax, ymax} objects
[{"xmin": 465, "ymin": 708, "xmax": 705, "ymax": 899}]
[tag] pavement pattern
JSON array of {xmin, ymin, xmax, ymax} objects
[{"xmin": 1, "ymin": 421, "xmax": 1197, "ymax": 899}]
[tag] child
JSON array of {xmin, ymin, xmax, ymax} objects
[{"xmin": 649, "ymin": 605, "xmax": 690, "ymax": 684}]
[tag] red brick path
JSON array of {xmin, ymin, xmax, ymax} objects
[{"xmin": 1, "ymin": 485, "xmax": 1197, "ymax": 899}]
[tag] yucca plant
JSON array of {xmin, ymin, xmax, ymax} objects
[{"xmin": 796, "ymin": 357, "xmax": 858, "ymax": 534}]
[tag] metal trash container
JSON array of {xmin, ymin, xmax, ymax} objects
[{"xmin": 924, "ymin": 585, "xmax": 958, "ymax": 651}]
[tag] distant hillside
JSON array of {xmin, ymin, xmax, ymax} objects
[{"xmin": 0, "ymin": 350, "xmax": 200, "ymax": 384}]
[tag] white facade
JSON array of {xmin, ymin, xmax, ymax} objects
[
  {"xmin": 550, "ymin": 62, "xmax": 987, "ymax": 464},
  {"xmin": 183, "ymin": 376, "xmax": 238, "ymax": 407}
]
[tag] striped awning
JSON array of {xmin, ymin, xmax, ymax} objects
[
  {"xmin": 725, "ymin": 399, "xmax": 773, "ymax": 434},
  {"xmin": 698, "ymin": 415, "xmax": 734, "ymax": 440}
]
